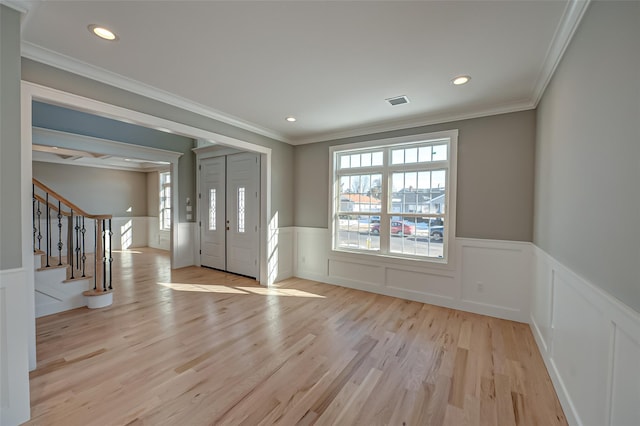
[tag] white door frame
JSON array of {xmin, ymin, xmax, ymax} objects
[
  {"xmin": 20, "ymin": 81, "xmax": 273, "ymax": 370},
  {"xmin": 193, "ymin": 146, "xmax": 269, "ymax": 278},
  {"xmin": 198, "ymin": 151, "xmax": 261, "ymax": 278}
]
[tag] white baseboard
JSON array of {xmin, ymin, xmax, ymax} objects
[
  {"xmin": 0, "ymin": 268, "xmax": 31, "ymax": 426},
  {"xmin": 293, "ymin": 227, "xmax": 531, "ymax": 322},
  {"xmin": 531, "ymin": 246, "xmax": 640, "ymax": 426}
]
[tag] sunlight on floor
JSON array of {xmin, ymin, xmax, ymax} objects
[
  {"xmin": 112, "ymin": 249, "xmax": 143, "ymax": 254},
  {"xmin": 156, "ymin": 282, "xmax": 325, "ymax": 298},
  {"xmin": 157, "ymin": 282, "xmax": 249, "ymax": 294},
  {"xmin": 237, "ymin": 287, "xmax": 325, "ymax": 298}
]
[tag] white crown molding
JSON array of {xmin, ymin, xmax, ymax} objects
[
  {"xmin": 531, "ymin": 0, "xmax": 591, "ymax": 107},
  {"xmin": 291, "ymin": 99, "xmax": 535, "ymax": 145},
  {"xmin": 0, "ymin": 0, "xmax": 29, "ymax": 14},
  {"xmin": 21, "ymin": 42, "xmax": 290, "ymax": 144}
]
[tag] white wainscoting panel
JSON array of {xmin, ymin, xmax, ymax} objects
[
  {"xmin": 328, "ymin": 259, "xmax": 384, "ymax": 287},
  {"xmin": 386, "ymin": 267, "xmax": 457, "ymax": 299},
  {"xmin": 293, "ymin": 228, "xmax": 531, "ymax": 322},
  {"xmin": 273, "ymin": 227, "xmax": 294, "ymax": 283},
  {"xmin": 460, "ymin": 242, "xmax": 530, "ymax": 316},
  {"xmin": 0, "ymin": 268, "xmax": 30, "ymax": 426},
  {"xmin": 110, "ymin": 217, "xmax": 149, "ymax": 250},
  {"xmin": 148, "ymin": 217, "xmax": 171, "ymax": 251},
  {"xmin": 174, "ymin": 222, "xmax": 196, "ymax": 269},
  {"xmin": 531, "ymin": 246, "xmax": 640, "ymax": 426},
  {"xmin": 295, "ymin": 227, "xmax": 330, "ymax": 280},
  {"xmin": 610, "ymin": 326, "xmax": 640, "ymax": 426}
]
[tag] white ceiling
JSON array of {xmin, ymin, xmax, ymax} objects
[{"xmin": 14, "ymin": 0, "xmax": 588, "ymax": 145}]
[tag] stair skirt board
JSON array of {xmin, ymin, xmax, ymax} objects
[{"xmin": 34, "ymin": 266, "xmax": 94, "ymax": 318}]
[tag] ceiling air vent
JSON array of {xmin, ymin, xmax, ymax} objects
[{"xmin": 386, "ymin": 95, "xmax": 410, "ymax": 106}]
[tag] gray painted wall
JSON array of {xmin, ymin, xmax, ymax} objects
[
  {"xmin": 32, "ymin": 162, "xmax": 149, "ymax": 217},
  {"xmin": 32, "ymin": 101, "xmax": 195, "ymax": 222},
  {"xmin": 22, "ymin": 60, "xmax": 295, "ymax": 227},
  {"xmin": 294, "ymin": 110, "xmax": 536, "ymax": 242},
  {"xmin": 0, "ymin": 5, "xmax": 22, "ymax": 269},
  {"xmin": 147, "ymin": 171, "xmax": 160, "ymax": 218},
  {"xmin": 534, "ymin": 1, "xmax": 640, "ymax": 312}
]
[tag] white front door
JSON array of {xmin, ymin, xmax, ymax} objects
[
  {"xmin": 226, "ymin": 153, "xmax": 260, "ymax": 278},
  {"xmin": 200, "ymin": 153, "xmax": 260, "ymax": 278},
  {"xmin": 200, "ymin": 157, "xmax": 226, "ymax": 270}
]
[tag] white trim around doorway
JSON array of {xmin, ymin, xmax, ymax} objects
[{"xmin": 20, "ymin": 81, "xmax": 273, "ymax": 370}]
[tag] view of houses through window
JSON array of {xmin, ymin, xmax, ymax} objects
[{"xmin": 332, "ymin": 133, "xmax": 454, "ymax": 261}]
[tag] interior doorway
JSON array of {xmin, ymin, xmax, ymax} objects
[{"xmin": 200, "ymin": 152, "xmax": 260, "ymax": 278}]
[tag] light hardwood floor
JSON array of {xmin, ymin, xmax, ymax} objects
[{"xmin": 26, "ymin": 248, "xmax": 566, "ymax": 426}]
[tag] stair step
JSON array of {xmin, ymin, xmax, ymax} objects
[
  {"xmin": 63, "ymin": 275, "xmax": 93, "ymax": 284},
  {"xmin": 83, "ymin": 289, "xmax": 114, "ymax": 309},
  {"xmin": 36, "ymin": 264, "xmax": 69, "ymax": 272},
  {"xmin": 83, "ymin": 289, "xmax": 113, "ymax": 297}
]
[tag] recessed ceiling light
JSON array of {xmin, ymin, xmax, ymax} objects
[
  {"xmin": 88, "ymin": 24, "xmax": 118, "ymax": 41},
  {"xmin": 452, "ymin": 75, "xmax": 471, "ymax": 86},
  {"xmin": 285, "ymin": 116, "xmax": 297, "ymax": 122}
]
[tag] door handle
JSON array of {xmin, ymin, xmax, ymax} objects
[{"xmin": 226, "ymin": 226, "xmax": 230, "ymax": 231}]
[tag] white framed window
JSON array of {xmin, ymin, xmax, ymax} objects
[
  {"xmin": 159, "ymin": 171, "xmax": 171, "ymax": 231},
  {"xmin": 330, "ymin": 130, "xmax": 457, "ymax": 263},
  {"xmin": 208, "ymin": 188, "xmax": 216, "ymax": 231}
]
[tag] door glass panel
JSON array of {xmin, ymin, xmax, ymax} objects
[
  {"xmin": 209, "ymin": 188, "xmax": 216, "ymax": 230},
  {"xmin": 237, "ymin": 187, "xmax": 245, "ymax": 233}
]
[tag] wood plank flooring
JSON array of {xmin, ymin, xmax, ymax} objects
[{"xmin": 26, "ymin": 247, "xmax": 566, "ymax": 425}]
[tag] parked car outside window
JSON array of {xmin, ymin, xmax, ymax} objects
[{"xmin": 370, "ymin": 221, "xmax": 414, "ymax": 236}]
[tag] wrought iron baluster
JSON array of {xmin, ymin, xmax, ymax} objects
[
  {"xmin": 108, "ymin": 219, "xmax": 113, "ymax": 290},
  {"xmin": 57, "ymin": 201, "xmax": 63, "ymax": 266},
  {"xmin": 36, "ymin": 200, "xmax": 42, "ymax": 251},
  {"xmin": 45, "ymin": 193, "xmax": 50, "ymax": 267},
  {"xmin": 102, "ymin": 219, "xmax": 107, "ymax": 291},
  {"xmin": 68, "ymin": 210, "xmax": 75, "ymax": 279},
  {"xmin": 75, "ymin": 216, "xmax": 80, "ymax": 270},
  {"xmin": 81, "ymin": 216, "xmax": 87, "ymax": 278}
]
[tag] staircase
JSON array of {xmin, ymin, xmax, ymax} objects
[{"xmin": 32, "ymin": 178, "xmax": 114, "ymax": 317}]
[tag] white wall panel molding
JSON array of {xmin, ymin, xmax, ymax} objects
[
  {"xmin": 0, "ymin": 267, "xmax": 30, "ymax": 426},
  {"xmin": 272, "ymin": 227, "xmax": 294, "ymax": 284},
  {"xmin": 147, "ymin": 217, "xmax": 170, "ymax": 251},
  {"xmin": 293, "ymin": 227, "xmax": 531, "ymax": 322},
  {"xmin": 530, "ymin": 245, "xmax": 640, "ymax": 426},
  {"xmin": 173, "ymin": 222, "xmax": 196, "ymax": 269}
]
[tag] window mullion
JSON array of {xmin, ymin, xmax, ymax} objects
[{"xmin": 379, "ymin": 149, "xmax": 391, "ymax": 254}]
